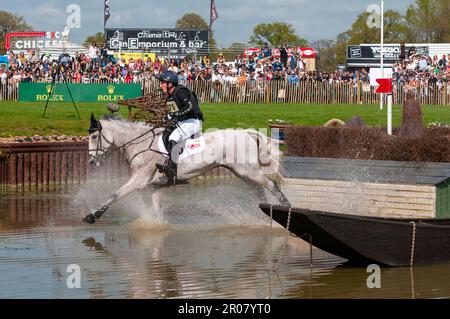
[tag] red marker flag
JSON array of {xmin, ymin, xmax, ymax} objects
[{"xmin": 375, "ymin": 78, "xmax": 392, "ymax": 94}]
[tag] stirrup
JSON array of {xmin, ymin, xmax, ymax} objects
[
  {"xmin": 156, "ymin": 163, "xmax": 176, "ymax": 178},
  {"xmin": 156, "ymin": 163, "xmax": 167, "ymax": 173}
]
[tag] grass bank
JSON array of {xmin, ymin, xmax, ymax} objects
[{"xmin": 0, "ymin": 101, "xmax": 449, "ymax": 136}]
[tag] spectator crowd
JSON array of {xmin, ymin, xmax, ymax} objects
[
  {"xmin": 1, "ymin": 41, "xmax": 449, "ymax": 91},
  {"xmin": 392, "ymin": 46, "xmax": 450, "ymax": 91}
]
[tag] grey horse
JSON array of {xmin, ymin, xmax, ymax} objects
[{"xmin": 83, "ymin": 114, "xmax": 289, "ymax": 224}]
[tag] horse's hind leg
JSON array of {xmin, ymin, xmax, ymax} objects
[{"xmin": 228, "ymin": 164, "xmax": 290, "ymax": 206}]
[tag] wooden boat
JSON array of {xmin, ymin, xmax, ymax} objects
[{"xmin": 259, "ymin": 203, "xmax": 450, "ymax": 267}]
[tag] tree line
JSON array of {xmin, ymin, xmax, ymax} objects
[
  {"xmin": 314, "ymin": 0, "xmax": 449, "ymax": 72},
  {"xmin": 1, "ymin": 0, "xmax": 448, "ymax": 66}
]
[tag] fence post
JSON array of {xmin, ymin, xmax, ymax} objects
[
  {"xmin": 357, "ymin": 80, "xmax": 361, "ymax": 104},
  {"xmin": 265, "ymin": 81, "xmax": 270, "ymax": 104}
]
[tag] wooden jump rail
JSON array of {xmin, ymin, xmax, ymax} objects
[
  {"xmin": 0, "ymin": 141, "xmax": 233, "ymax": 188},
  {"xmin": 0, "ymin": 142, "xmax": 90, "ymax": 188}
]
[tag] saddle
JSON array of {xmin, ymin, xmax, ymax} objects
[{"xmin": 161, "ymin": 126, "xmax": 200, "ymax": 156}]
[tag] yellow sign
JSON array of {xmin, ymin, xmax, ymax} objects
[
  {"xmin": 114, "ymin": 52, "xmax": 156, "ymax": 63},
  {"xmin": 107, "ymin": 85, "xmax": 115, "ymax": 94},
  {"xmin": 97, "ymin": 85, "xmax": 124, "ymax": 102}
]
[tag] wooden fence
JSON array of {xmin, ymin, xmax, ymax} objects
[
  {"xmin": 144, "ymin": 79, "xmax": 450, "ymax": 106},
  {"xmin": 0, "ymin": 142, "xmax": 233, "ymax": 188},
  {"xmin": 0, "ymin": 142, "xmax": 93, "ymax": 188},
  {"xmin": 0, "ymin": 82, "xmax": 19, "ymax": 101},
  {"xmin": 2, "ymin": 80, "xmax": 449, "ymax": 105}
]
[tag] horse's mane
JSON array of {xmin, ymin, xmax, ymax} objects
[
  {"xmin": 101, "ymin": 114, "xmax": 123, "ymax": 121},
  {"xmin": 100, "ymin": 114, "xmax": 157, "ymax": 131}
]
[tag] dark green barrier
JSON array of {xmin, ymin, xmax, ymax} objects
[{"xmin": 19, "ymin": 83, "xmax": 142, "ymax": 102}]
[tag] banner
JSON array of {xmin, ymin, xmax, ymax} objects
[
  {"xmin": 19, "ymin": 83, "xmax": 142, "ymax": 102},
  {"xmin": 114, "ymin": 52, "xmax": 156, "ymax": 63},
  {"xmin": 105, "ymin": 28, "xmax": 210, "ymax": 59},
  {"xmin": 347, "ymin": 44, "xmax": 429, "ymax": 67}
]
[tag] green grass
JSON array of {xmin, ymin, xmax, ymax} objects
[{"xmin": 0, "ymin": 101, "xmax": 449, "ymax": 136}]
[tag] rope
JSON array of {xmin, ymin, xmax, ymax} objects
[
  {"xmin": 409, "ymin": 221, "xmax": 416, "ymax": 267},
  {"xmin": 265, "ymin": 205, "xmax": 292, "ymax": 298},
  {"xmin": 266, "ymin": 206, "xmax": 292, "ymax": 273},
  {"xmin": 274, "ymin": 207, "xmax": 292, "ymax": 269},
  {"xmin": 266, "ymin": 205, "xmax": 274, "ymax": 299},
  {"xmin": 89, "ymin": 122, "xmax": 169, "ymax": 166}
]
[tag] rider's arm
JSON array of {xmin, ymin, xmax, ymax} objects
[{"xmin": 169, "ymin": 89, "xmax": 194, "ymax": 119}]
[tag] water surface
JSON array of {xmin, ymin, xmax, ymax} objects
[{"xmin": 1, "ymin": 179, "xmax": 449, "ymax": 299}]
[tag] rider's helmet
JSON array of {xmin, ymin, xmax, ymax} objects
[{"xmin": 158, "ymin": 70, "xmax": 179, "ymax": 86}]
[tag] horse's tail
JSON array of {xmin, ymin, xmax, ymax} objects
[{"xmin": 245, "ymin": 130, "xmax": 282, "ymax": 174}]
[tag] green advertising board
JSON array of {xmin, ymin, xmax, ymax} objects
[{"xmin": 19, "ymin": 83, "xmax": 142, "ymax": 102}]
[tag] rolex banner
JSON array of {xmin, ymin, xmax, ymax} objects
[{"xmin": 19, "ymin": 83, "xmax": 142, "ymax": 102}]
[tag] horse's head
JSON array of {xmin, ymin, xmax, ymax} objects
[{"xmin": 88, "ymin": 113, "xmax": 114, "ymax": 166}]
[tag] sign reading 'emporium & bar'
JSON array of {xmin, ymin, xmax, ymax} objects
[{"xmin": 105, "ymin": 28, "xmax": 210, "ymax": 58}]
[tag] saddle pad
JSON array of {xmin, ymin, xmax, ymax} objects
[{"xmin": 158, "ymin": 135, "xmax": 206, "ymax": 161}]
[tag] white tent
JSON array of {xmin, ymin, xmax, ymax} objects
[{"xmin": 36, "ymin": 39, "xmax": 89, "ymax": 61}]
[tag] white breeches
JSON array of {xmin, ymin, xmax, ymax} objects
[{"xmin": 169, "ymin": 118, "xmax": 202, "ymax": 143}]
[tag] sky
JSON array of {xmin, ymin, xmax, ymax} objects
[{"xmin": 2, "ymin": 0, "xmax": 414, "ymax": 47}]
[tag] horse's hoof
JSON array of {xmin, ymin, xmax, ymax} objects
[
  {"xmin": 83, "ymin": 214, "xmax": 96, "ymax": 224},
  {"xmin": 280, "ymin": 198, "xmax": 291, "ymax": 207},
  {"xmin": 94, "ymin": 208, "xmax": 107, "ymax": 219}
]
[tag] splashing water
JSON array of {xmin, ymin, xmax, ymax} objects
[{"xmin": 72, "ymin": 177, "xmax": 280, "ymax": 228}]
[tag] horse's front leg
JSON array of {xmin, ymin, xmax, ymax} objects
[{"xmin": 83, "ymin": 171, "xmax": 152, "ymax": 224}]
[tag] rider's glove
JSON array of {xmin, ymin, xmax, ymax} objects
[{"xmin": 162, "ymin": 114, "xmax": 172, "ymax": 122}]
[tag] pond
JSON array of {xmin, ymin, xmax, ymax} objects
[{"xmin": 0, "ymin": 178, "xmax": 449, "ymax": 299}]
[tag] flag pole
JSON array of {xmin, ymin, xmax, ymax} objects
[
  {"xmin": 104, "ymin": 0, "xmax": 107, "ymax": 43},
  {"xmin": 209, "ymin": 0, "xmax": 218, "ymax": 57},
  {"xmin": 104, "ymin": 0, "xmax": 111, "ymax": 44},
  {"xmin": 380, "ymin": 0, "xmax": 384, "ymax": 110},
  {"xmin": 209, "ymin": 0, "xmax": 212, "ymax": 56}
]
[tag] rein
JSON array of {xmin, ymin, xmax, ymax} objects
[{"xmin": 89, "ymin": 121, "xmax": 170, "ymax": 165}]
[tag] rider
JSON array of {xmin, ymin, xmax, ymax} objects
[{"xmin": 156, "ymin": 70, "xmax": 204, "ymax": 182}]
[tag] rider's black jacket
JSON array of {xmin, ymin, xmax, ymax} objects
[{"xmin": 167, "ymin": 85, "xmax": 204, "ymax": 122}]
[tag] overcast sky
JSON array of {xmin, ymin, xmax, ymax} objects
[{"xmin": 2, "ymin": 0, "xmax": 413, "ymax": 47}]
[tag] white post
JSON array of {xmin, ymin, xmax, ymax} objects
[
  {"xmin": 118, "ymin": 32, "xmax": 123, "ymax": 61},
  {"xmin": 387, "ymin": 94, "xmax": 392, "ymax": 135},
  {"xmin": 380, "ymin": 0, "xmax": 384, "ymax": 110}
]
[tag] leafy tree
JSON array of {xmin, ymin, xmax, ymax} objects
[
  {"xmin": 176, "ymin": 13, "xmax": 209, "ymax": 29},
  {"xmin": 221, "ymin": 42, "xmax": 247, "ymax": 61},
  {"xmin": 334, "ymin": 31, "xmax": 351, "ymax": 66},
  {"xmin": 406, "ymin": 0, "xmax": 450, "ymax": 42},
  {"xmin": 84, "ymin": 32, "xmax": 105, "ymax": 46},
  {"xmin": 175, "ymin": 13, "xmax": 217, "ymax": 59},
  {"xmin": 312, "ymin": 40, "xmax": 338, "ymax": 73},
  {"xmin": 343, "ymin": 10, "xmax": 408, "ymax": 45},
  {"xmin": 329, "ymin": 10, "xmax": 409, "ymax": 68},
  {"xmin": 249, "ymin": 22, "xmax": 308, "ymax": 47},
  {"xmin": 0, "ymin": 10, "xmax": 33, "ymax": 54}
]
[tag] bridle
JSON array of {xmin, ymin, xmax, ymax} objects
[{"xmin": 88, "ymin": 120, "xmax": 170, "ymax": 166}]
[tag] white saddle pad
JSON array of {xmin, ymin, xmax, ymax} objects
[{"xmin": 158, "ymin": 135, "xmax": 206, "ymax": 161}]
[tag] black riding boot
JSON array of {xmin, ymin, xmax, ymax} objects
[{"xmin": 156, "ymin": 140, "xmax": 177, "ymax": 182}]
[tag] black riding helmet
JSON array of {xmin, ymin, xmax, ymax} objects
[{"xmin": 158, "ymin": 70, "xmax": 178, "ymax": 86}]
